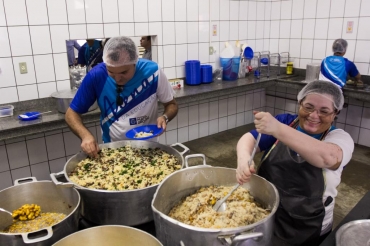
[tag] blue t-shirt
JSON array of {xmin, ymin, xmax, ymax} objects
[
  {"xmin": 320, "ymin": 56, "xmax": 359, "ymax": 88},
  {"xmin": 250, "ymin": 114, "xmax": 336, "ymax": 152},
  {"xmin": 77, "ymin": 40, "xmax": 101, "ymax": 66},
  {"xmin": 70, "ymin": 59, "xmax": 170, "ymax": 143}
]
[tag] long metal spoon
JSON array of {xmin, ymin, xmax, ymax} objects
[
  {"xmin": 0, "ymin": 208, "xmax": 13, "ymax": 230},
  {"xmin": 212, "ymin": 133, "xmax": 262, "ymax": 212}
]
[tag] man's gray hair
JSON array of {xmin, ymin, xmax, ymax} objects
[{"xmin": 103, "ymin": 36, "xmax": 138, "ymax": 67}]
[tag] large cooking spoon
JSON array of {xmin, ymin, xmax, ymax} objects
[
  {"xmin": 212, "ymin": 133, "xmax": 262, "ymax": 212},
  {"xmin": 0, "ymin": 208, "xmax": 13, "ymax": 230}
]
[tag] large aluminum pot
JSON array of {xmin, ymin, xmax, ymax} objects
[
  {"xmin": 51, "ymin": 140, "xmax": 189, "ymax": 226},
  {"xmin": 51, "ymin": 89, "xmax": 98, "ymax": 114},
  {"xmin": 53, "ymin": 225, "xmax": 162, "ymax": 246},
  {"xmin": 0, "ymin": 177, "xmax": 80, "ymax": 246},
  {"xmin": 152, "ymin": 154, "xmax": 279, "ymax": 246}
]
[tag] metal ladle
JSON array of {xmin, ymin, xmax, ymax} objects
[
  {"xmin": 0, "ymin": 208, "xmax": 13, "ymax": 230},
  {"xmin": 212, "ymin": 133, "xmax": 262, "ymax": 212}
]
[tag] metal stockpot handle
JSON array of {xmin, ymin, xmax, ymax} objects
[
  {"xmin": 171, "ymin": 143, "xmax": 190, "ymax": 156},
  {"xmin": 14, "ymin": 177, "xmax": 38, "ymax": 186},
  {"xmin": 184, "ymin": 154, "xmax": 207, "ymax": 168},
  {"xmin": 230, "ymin": 232, "xmax": 263, "ymax": 246},
  {"xmin": 50, "ymin": 171, "xmax": 74, "ymax": 188},
  {"xmin": 21, "ymin": 226, "xmax": 53, "ymax": 244}
]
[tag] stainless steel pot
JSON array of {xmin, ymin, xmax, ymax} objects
[
  {"xmin": 305, "ymin": 63, "xmax": 321, "ymax": 83},
  {"xmin": 152, "ymin": 154, "xmax": 279, "ymax": 246},
  {"xmin": 0, "ymin": 177, "xmax": 80, "ymax": 246},
  {"xmin": 51, "ymin": 89, "xmax": 98, "ymax": 114},
  {"xmin": 51, "ymin": 140, "xmax": 189, "ymax": 226},
  {"xmin": 52, "ymin": 225, "xmax": 162, "ymax": 246}
]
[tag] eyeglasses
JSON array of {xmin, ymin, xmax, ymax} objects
[
  {"xmin": 300, "ymin": 104, "xmax": 336, "ymax": 117},
  {"xmin": 116, "ymin": 86, "xmax": 123, "ymax": 106}
]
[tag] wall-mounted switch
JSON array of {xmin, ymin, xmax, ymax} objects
[
  {"xmin": 209, "ymin": 46, "xmax": 214, "ymax": 55},
  {"xmin": 19, "ymin": 62, "xmax": 27, "ymax": 74}
]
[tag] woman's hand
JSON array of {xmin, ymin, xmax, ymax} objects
[
  {"xmin": 236, "ymin": 156, "xmax": 256, "ymax": 184},
  {"xmin": 254, "ymin": 111, "xmax": 281, "ymax": 136},
  {"xmin": 81, "ymin": 134, "xmax": 100, "ymax": 158}
]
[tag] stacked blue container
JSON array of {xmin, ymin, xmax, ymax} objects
[{"xmin": 185, "ymin": 60, "xmax": 201, "ymax": 85}]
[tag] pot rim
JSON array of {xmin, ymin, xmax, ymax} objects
[
  {"xmin": 60, "ymin": 141, "xmax": 188, "ymax": 193},
  {"xmin": 151, "ymin": 165, "xmax": 280, "ymax": 234},
  {"xmin": 52, "ymin": 225, "xmax": 162, "ymax": 245},
  {"xmin": 0, "ymin": 179, "xmax": 81, "ymax": 236}
]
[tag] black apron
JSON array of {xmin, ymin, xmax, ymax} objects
[{"xmin": 258, "ymin": 118, "xmax": 329, "ymax": 246}]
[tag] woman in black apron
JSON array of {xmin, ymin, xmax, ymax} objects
[{"xmin": 236, "ymin": 81, "xmax": 354, "ymax": 246}]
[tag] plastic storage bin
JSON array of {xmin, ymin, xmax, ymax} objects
[
  {"xmin": 220, "ymin": 57, "xmax": 240, "ymax": 81},
  {"xmin": 0, "ymin": 105, "xmax": 14, "ymax": 118},
  {"xmin": 185, "ymin": 60, "xmax": 201, "ymax": 85},
  {"xmin": 200, "ymin": 65, "xmax": 213, "ymax": 84}
]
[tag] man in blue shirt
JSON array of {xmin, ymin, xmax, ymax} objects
[
  {"xmin": 77, "ymin": 39, "xmax": 102, "ymax": 67},
  {"xmin": 319, "ymin": 39, "xmax": 363, "ymax": 88},
  {"xmin": 66, "ymin": 36, "xmax": 178, "ymax": 158}
]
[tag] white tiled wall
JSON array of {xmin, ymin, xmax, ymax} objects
[
  {"xmin": 265, "ymin": 0, "xmax": 370, "ymax": 74},
  {"xmin": 0, "ymin": 89, "xmax": 265, "ymax": 190},
  {"xmin": 0, "ymin": 0, "xmax": 273, "ymax": 104},
  {"xmin": 266, "ymin": 85, "xmax": 370, "ymax": 149}
]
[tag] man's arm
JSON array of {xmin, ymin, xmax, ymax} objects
[
  {"xmin": 355, "ymin": 73, "xmax": 362, "ymax": 82},
  {"xmin": 74, "ymin": 40, "xmax": 81, "ymax": 50},
  {"xmin": 65, "ymin": 108, "xmax": 99, "ymax": 158},
  {"xmin": 157, "ymin": 98, "xmax": 178, "ymax": 130}
]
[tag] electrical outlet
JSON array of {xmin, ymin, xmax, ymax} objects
[
  {"xmin": 209, "ymin": 46, "xmax": 214, "ymax": 55},
  {"xmin": 19, "ymin": 62, "xmax": 27, "ymax": 74}
]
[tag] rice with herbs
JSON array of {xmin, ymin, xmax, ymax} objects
[
  {"xmin": 168, "ymin": 186, "xmax": 270, "ymax": 229},
  {"xmin": 69, "ymin": 145, "xmax": 181, "ymax": 191}
]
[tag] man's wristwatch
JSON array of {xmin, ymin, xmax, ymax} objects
[{"xmin": 162, "ymin": 114, "xmax": 169, "ymax": 124}]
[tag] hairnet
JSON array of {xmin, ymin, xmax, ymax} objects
[
  {"xmin": 103, "ymin": 36, "xmax": 138, "ymax": 67},
  {"xmin": 297, "ymin": 80, "xmax": 344, "ymax": 111},
  {"xmin": 332, "ymin": 39, "xmax": 348, "ymax": 53}
]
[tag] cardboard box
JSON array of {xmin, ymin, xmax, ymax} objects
[{"xmin": 168, "ymin": 79, "xmax": 184, "ymax": 89}]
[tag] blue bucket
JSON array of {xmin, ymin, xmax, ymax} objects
[
  {"xmin": 185, "ymin": 60, "xmax": 201, "ymax": 85},
  {"xmin": 200, "ymin": 65, "xmax": 213, "ymax": 84},
  {"xmin": 220, "ymin": 57, "xmax": 240, "ymax": 81}
]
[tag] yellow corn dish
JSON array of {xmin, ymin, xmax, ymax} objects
[
  {"xmin": 69, "ymin": 145, "xmax": 181, "ymax": 191},
  {"xmin": 168, "ymin": 186, "xmax": 270, "ymax": 229},
  {"xmin": 12, "ymin": 204, "xmax": 41, "ymax": 221}
]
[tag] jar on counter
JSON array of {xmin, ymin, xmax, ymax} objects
[{"xmin": 286, "ymin": 62, "xmax": 293, "ymax": 75}]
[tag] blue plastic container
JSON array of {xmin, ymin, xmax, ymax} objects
[
  {"xmin": 220, "ymin": 57, "xmax": 240, "ymax": 81},
  {"xmin": 200, "ymin": 65, "xmax": 213, "ymax": 84},
  {"xmin": 185, "ymin": 60, "xmax": 201, "ymax": 85},
  {"xmin": 243, "ymin": 47, "xmax": 254, "ymax": 59}
]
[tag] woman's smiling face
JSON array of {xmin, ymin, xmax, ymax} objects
[{"xmin": 298, "ymin": 93, "xmax": 337, "ymax": 134}]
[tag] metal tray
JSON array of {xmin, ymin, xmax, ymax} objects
[{"xmin": 336, "ymin": 219, "xmax": 370, "ymax": 246}]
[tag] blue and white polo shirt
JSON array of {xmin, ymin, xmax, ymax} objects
[{"xmin": 70, "ymin": 59, "xmax": 174, "ymax": 143}]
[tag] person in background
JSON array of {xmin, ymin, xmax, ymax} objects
[
  {"xmin": 65, "ymin": 36, "xmax": 177, "ymax": 158},
  {"xmin": 140, "ymin": 36, "xmax": 152, "ymax": 60},
  {"xmin": 319, "ymin": 38, "xmax": 363, "ymax": 88},
  {"xmin": 236, "ymin": 81, "xmax": 354, "ymax": 246},
  {"xmin": 66, "ymin": 40, "xmax": 81, "ymax": 67},
  {"xmin": 87, "ymin": 38, "xmax": 110, "ymax": 72},
  {"xmin": 77, "ymin": 39, "xmax": 102, "ymax": 67}
]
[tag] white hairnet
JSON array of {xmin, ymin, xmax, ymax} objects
[
  {"xmin": 103, "ymin": 36, "xmax": 138, "ymax": 67},
  {"xmin": 297, "ymin": 80, "xmax": 344, "ymax": 111},
  {"xmin": 332, "ymin": 39, "xmax": 348, "ymax": 54}
]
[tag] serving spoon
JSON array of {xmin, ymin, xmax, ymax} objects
[
  {"xmin": 212, "ymin": 133, "xmax": 262, "ymax": 212},
  {"xmin": 0, "ymin": 208, "xmax": 13, "ymax": 230}
]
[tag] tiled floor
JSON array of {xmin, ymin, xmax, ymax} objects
[{"xmin": 182, "ymin": 124, "xmax": 370, "ymax": 229}]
